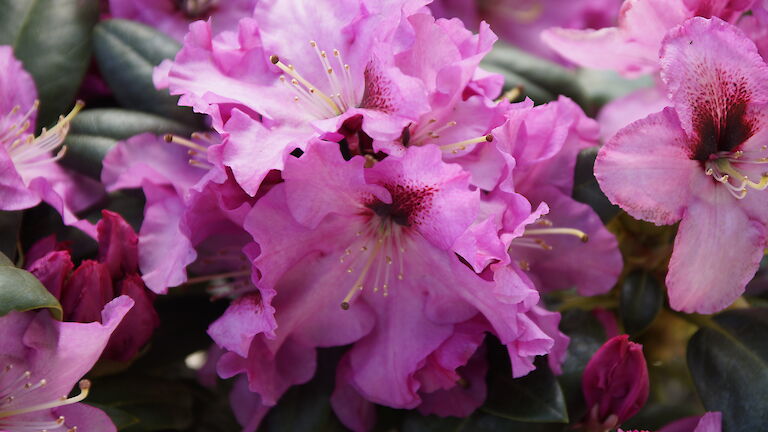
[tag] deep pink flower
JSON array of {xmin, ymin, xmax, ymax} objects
[
  {"xmin": 492, "ymin": 97, "xmax": 623, "ymax": 296},
  {"xmin": 582, "ymin": 335, "xmax": 649, "ymax": 432},
  {"xmin": 738, "ymin": 0, "xmax": 768, "ymax": 60},
  {"xmin": 27, "ymin": 211, "xmax": 160, "ymax": 362},
  {"xmin": 0, "ymin": 296, "xmax": 133, "ymax": 432},
  {"xmin": 542, "ymin": 0, "xmax": 755, "ymax": 77},
  {"xmin": 209, "ymin": 141, "xmax": 554, "ymax": 430},
  {"xmin": 0, "ymin": 46, "xmax": 104, "ymax": 236},
  {"xmin": 595, "ymin": 17, "xmax": 768, "ymax": 313},
  {"xmin": 109, "ymin": 0, "xmax": 258, "ymax": 42},
  {"xmin": 431, "ymin": 0, "xmax": 621, "ymax": 63},
  {"xmin": 156, "ymin": 0, "xmax": 433, "ymax": 194},
  {"xmin": 102, "ymin": 132, "xmax": 256, "ymax": 295}
]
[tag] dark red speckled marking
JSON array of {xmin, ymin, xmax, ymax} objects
[
  {"xmin": 690, "ymin": 67, "xmax": 756, "ymax": 161},
  {"xmin": 360, "ymin": 60, "xmax": 396, "ymax": 113},
  {"xmin": 366, "ymin": 180, "xmax": 437, "ymax": 227}
]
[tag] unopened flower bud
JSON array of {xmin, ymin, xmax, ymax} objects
[{"xmin": 582, "ymin": 334, "xmax": 649, "ymax": 432}]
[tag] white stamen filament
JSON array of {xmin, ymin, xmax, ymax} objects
[
  {"xmin": 6, "ymin": 101, "xmax": 83, "ymax": 169},
  {"xmin": 0, "ymin": 379, "xmax": 90, "ymax": 419},
  {"xmin": 705, "ymin": 154, "xmax": 768, "ymax": 199},
  {"xmin": 439, "ymin": 134, "xmax": 494, "ymax": 154},
  {"xmin": 524, "ymin": 227, "xmax": 589, "ymax": 243}
]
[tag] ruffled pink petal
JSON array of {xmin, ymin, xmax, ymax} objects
[
  {"xmin": 658, "ymin": 411, "xmax": 722, "ymax": 432},
  {"xmin": 595, "ymin": 108, "xmax": 698, "ymax": 225},
  {"xmin": 660, "ymin": 17, "xmax": 768, "ymax": 140},
  {"xmin": 331, "ymin": 355, "xmax": 376, "ymax": 432},
  {"xmin": 208, "ymin": 292, "xmax": 277, "ymax": 358},
  {"xmin": 0, "ymin": 45, "xmax": 37, "ymax": 129},
  {"xmin": 417, "ymin": 345, "xmax": 488, "ymax": 418},
  {"xmin": 282, "ymin": 141, "xmax": 389, "ymax": 228},
  {"xmin": 526, "ymin": 305, "xmax": 569, "ymax": 375},
  {"xmin": 138, "ymin": 182, "xmax": 197, "ymax": 293},
  {"xmin": 666, "ymin": 177, "xmax": 765, "ymax": 313},
  {"xmin": 230, "ymin": 376, "xmax": 272, "ymax": 432},
  {"xmin": 511, "ymin": 188, "xmax": 622, "ymax": 296}
]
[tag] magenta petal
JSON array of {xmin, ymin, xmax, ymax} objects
[
  {"xmin": 97, "ymin": 210, "xmax": 140, "ymax": 279},
  {"xmin": 55, "ymin": 403, "xmax": 117, "ymax": 432},
  {"xmin": 595, "ymin": 108, "xmax": 698, "ymax": 225},
  {"xmin": 660, "ymin": 17, "xmax": 768, "ymax": 137},
  {"xmin": 0, "ymin": 145, "xmax": 40, "ymax": 210},
  {"xmin": 331, "ymin": 355, "xmax": 376, "ymax": 432},
  {"xmin": 667, "ymin": 184, "xmax": 765, "ymax": 313},
  {"xmin": 230, "ymin": 376, "xmax": 272, "ymax": 432},
  {"xmin": 27, "ymin": 250, "xmax": 74, "ymax": 299},
  {"xmin": 60, "ymin": 260, "xmax": 114, "ymax": 323},
  {"xmin": 659, "ymin": 412, "xmax": 722, "ymax": 432},
  {"xmin": 138, "ymin": 182, "xmax": 197, "ymax": 293},
  {"xmin": 103, "ymin": 274, "xmax": 159, "ymax": 362},
  {"xmin": 417, "ymin": 346, "xmax": 488, "ymax": 418},
  {"xmin": 208, "ymin": 292, "xmax": 277, "ymax": 357}
]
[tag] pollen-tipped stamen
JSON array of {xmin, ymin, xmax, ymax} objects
[
  {"xmin": 0, "ymin": 380, "xmax": 90, "ymax": 419},
  {"xmin": 524, "ymin": 227, "xmax": 589, "ymax": 243},
  {"xmin": 270, "ymin": 53, "xmax": 341, "ymax": 116},
  {"xmin": 439, "ymin": 134, "xmax": 494, "ymax": 154}
]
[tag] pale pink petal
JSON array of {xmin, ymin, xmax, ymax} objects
[
  {"xmin": 595, "ymin": 108, "xmax": 698, "ymax": 225},
  {"xmin": 55, "ymin": 403, "xmax": 117, "ymax": 432},
  {"xmin": 597, "ymin": 86, "xmax": 670, "ymax": 143},
  {"xmin": 666, "ymin": 178, "xmax": 765, "ymax": 313}
]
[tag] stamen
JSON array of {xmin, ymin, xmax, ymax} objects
[
  {"xmin": 7, "ymin": 100, "xmax": 83, "ymax": 168},
  {"xmin": 270, "ymin": 54, "xmax": 341, "ymax": 116},
  {"xmin": 164, "ymin": 134, "xmax": 209, "ymax": 152},
  {"xmin": 439, "ymin": 134, "xmax": 493, "ymax": 154},
  {"xmin": 705, "ymin": 156, "xmax": 768, "ymax": 199},
  {"xmin": 524, "ymin": 228, "xmax": 589, "ymax": 242},
  {"xmin": 0, "ymin": 380, "xmax": 90, "ymax": 419}
]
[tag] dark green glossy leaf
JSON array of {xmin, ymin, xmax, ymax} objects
[
  {"xmin": 0, "ymin": 211, "xmax": 22, "ymax": 261},
  {"xmin": 61, "ymin": 108, "xmax": 195, "ymax": 179},
  {"xmin": 0, "ymin": 259, "xmax": 62, "ymax": 319},
  {"xmin": 484, "ymin": 357, "xmax": 568, "ymax": 423},
  {"xmin": 573, "ymin": 146, "xmax": 620, "ymax": 224},
  {"xmin": 482, "ymin": 42, "xmax": 585, "ymax": 106},
  {"xmin": 688, "ymin": 308, "xmax": 768, "ymax": 431},
  {"xmin": 93, "ymin": 19, "xmax": 203, "ymax": 126},
  {"xmin": 620, "ymin": 271, "xmax": 663, "ymax": 335},
  {"xmin": 0, "ymin": 0, "xmax": 99, "ymax": 129}
]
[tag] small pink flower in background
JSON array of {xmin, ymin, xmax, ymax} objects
[
  {"xmin": 0, "ymin": 46, "xmax": 104, "ymax": 237},
  {"xmin": 582, "ymin": 335, "xmax": 649, "ymax": 432},
  {"xmin": 27, "ymin": 211, "xmax": 160, "ymax": 362},
  {"xmin": 0, "ymin": 296, "xmax": 133, "ymax": 432},
  {"xmin": 595, "ymin": 17, "xmax": 768, "ymax": 313},
  {"xmin": 108, "ymin": 0, "xmax": 257, "ymax": 42},
  {"xmin": 431, "ymin": 0, "xmax": 621, "ymax": 63}
]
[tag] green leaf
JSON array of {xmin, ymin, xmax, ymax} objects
[
  {"xmin": 481, "ymin": 42, "xmax": 585, "ymax": 105},
  {"xmin": 93, "ymin": 19, "xmax": 203, "ymax": 126},
  {"xmin": 620, "ymin": 271, "xmax": 663, "ymax": 335},
  {"xmin": 687, "ymin": 308, "xmax": 768, "ymax": 431},
  {"xmin": 0, "ymin": 259, "xmax": 62, "ymax": 319},
  {"xmin": 0, "ymin": 211, "xmax": 22, "ymax": 261},
  {"xmin": 573, "ymin": 146, "xmax": 620, "ymax": 224},
  {"xmin": 61, "ymin": 108, "xmax": 195, "ymax": 179},
  {"xmin": 484, "ymin": 357, "xmax": 568, "ymax": 423},
  {"xmin": 0, "ymin": 0, "xmax": 99, "ymax": 129},
  {"xmin": 575, "ymin": 69, "xmax": 655, "ymax": 113}
]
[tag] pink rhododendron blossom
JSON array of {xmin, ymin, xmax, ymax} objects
[
  {"xmin": 542, "ymin": 0, "xmax": 756, "ymax": 77},
  {"xmin": 26, "ymin": 211, "xmax": 160, "ymax": 362},
  {"xmin": 430, "ymin": 0, "xmax": 621, "ymax": 63},
  {"xmin": 0, "ymin": 296, "xmax": 133, "ymax": 432},
  {"xmin": 102, "ymin": 132, "xmax": 257, "ymax": 295},
  {"xmin": 0, "ymin": 46, "xmax": 104, "ymax": 237},
  {"xmin": 582, "ymin": 335, "xmax": 649, "ymax": 432},
  {"xmin": 156, "ymin": 0, "xmax": 435, "ymax": 194},
  {"xmin": 595, "ymin": 18, "xmax": 768, "ymax": 313},
  {"xmin": 210, "ymin": 142, "xmax": 559, "ymax": 430},
  {"xmin": 495, "ymin": 97, "xmax": 623, "ymax": 296},
  {"xmin": 109, "ymin": 0, "xmax": 258, "ymax": 42}
]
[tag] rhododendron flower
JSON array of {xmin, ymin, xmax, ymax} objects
[
  {"xmin": 27, "ymin": 211, "xmax": 160, "ymax": 362},
  {"xmin": 109, "ymin": 0, "xmax": 258, "ymax": 41},
  {"xmin": 542, "ymin": 0, "xmax": 755, "ymax": 77},
  {"xmin": 498, "ymin": 97, "xmax": 623, "ymax": 296},
  {"xmin": 0, "ymin": 46, "xmax": 104, "ymax": 236},
  {"xmin": 430, "ymin": 0, "xmax": 621, "ymax": 63},
  {"xmin": 0, "ymin": 296, "xmax": 133, "ymax": 432},
  {"xmin": 156, "ymin": 0, "xmax": 432, "ymax": 194},
  {"xmin": 582, "ymin": 335, "xmax": 649, "ymax": 432},
  {"xmin": 102, "ymin": 132, "xmax": 257, "ymax": 294},
  {"xmin": 595, "ymin": 18, "xmax": 768, "ymax": 313},
  {"xmin": 209, "ymin": 142, "xmax": 558, "ymax": 431}
]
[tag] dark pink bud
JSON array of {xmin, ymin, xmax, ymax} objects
[
  {"xmin": 97, "ymin": 209, "xmax": 139, "ymax": 279},
  {"xmin": 27, "ymin": 250, "xmax": 74, "ymax": 299},
  {"xmin": 60, "ymin": 260, "xmax": 114, "ymax": 323},
  {"xmin": 102, "ymin": 274, "xmax": 159, "ymax": 362},
  {"xmin": 582, "ymin": 334, "xmax": 649, "ymax": 431}
]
